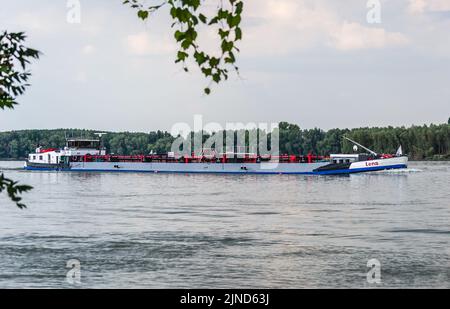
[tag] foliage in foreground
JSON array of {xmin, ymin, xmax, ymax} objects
[
  {"xmin": 0, "ymin": 31, "xmax": 40, "ymax": 109},
  {"xmin": 0, "ymin": 173, "xmax": 32, "ymax": 209},
  {"xmin": 1, "ymin": 31, "xmax": 40, "ymax": 208}
]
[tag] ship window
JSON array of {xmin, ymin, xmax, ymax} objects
[
  {"xmin": 333, "ymin": 159, "xmax": 337, "ymax": 164},
  {"xmin": 33, "ymin": 155, "xmax": 36, "ymax": 160},
  {"xmin": 68, "ymin": 140, "xmax": 99, "ymax": 149},
  {"xmin": 39, "ymin": 155, "xmax": 43, "ymax": 160},
  {"xmin": 346, "ymin": 159, "xmax": 350, "ymax": 163}
]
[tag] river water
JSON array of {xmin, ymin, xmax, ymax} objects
[{"xmin": 0, "ymin": 161, "xmax": 449, "ymax": 288}]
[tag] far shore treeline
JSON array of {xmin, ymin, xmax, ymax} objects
[{"xmin": 0, "ymin": 122, "xmax": 449, "ymax": 160}]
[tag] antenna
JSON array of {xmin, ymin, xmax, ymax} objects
[
  {"xmin": 94, "ymin": 132, "xmax": 107, "ymax": 138},
  {"xmin": 344, "ymin": 136, "xmax": 378, "ymax": 156}
]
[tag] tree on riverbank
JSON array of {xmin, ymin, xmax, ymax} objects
[{"xmin": 1, "ymin": 122, "xmax": 449, "ymax": 161}]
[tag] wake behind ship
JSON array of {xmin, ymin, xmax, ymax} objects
[{"xmin": 24, "ymin": 137, "xmax": 408, "ymax": 175}]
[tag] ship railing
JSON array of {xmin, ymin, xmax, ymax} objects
[{"xmin": 78, "ymin": 154, "xmax": 330, "ymax": 164}]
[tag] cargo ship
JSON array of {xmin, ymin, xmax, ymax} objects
[{"xmin": 24, "ymin": 137, "xmax": 407, "ymax": 175}]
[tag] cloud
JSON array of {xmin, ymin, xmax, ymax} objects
[
  {"xmin": 330, "ymin": 22, "xmax": 409, "ymax": 51},
  {"xmin": 6, "ymin": 8, "xmax": 61, "ymax": 35},
  {"xmin": 125, "ymin": 32, "xmax": 175, "ymax": 56},
  {"xmin": 242, "ymin": 0, "xmax": 409, "ymax": 55},
  {"xmin": 408, "ymin": 0, "xmax": 450, "ymax": 14},
  {"xmin": 408, "ymin": 0, "xmax": 427, "ymax": 14},
  {"xmin": 81, "ymin": 45, "xmax": 96, "ymax": 55},
  {"xmin": 74, "ymin": 71, "xmax": 88, "ymax": 83}
]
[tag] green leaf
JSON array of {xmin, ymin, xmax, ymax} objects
[
  {"xmin": 235, "ymin": 2, "xmax": 244, "ymax": 15},
  {"xmin": 194, "ymin": 51, "xmax": 207, "ymax": 65},
  {"xmin": 137, "ymin": 10, "xmax": 149, "ymax": 20},
  {"xmin": 209, "ymin": 57, "xmax": 219, "ymax": 67},
  {"xmin": 174, "ymin": 30, "xmax": 185, "ymax": 42},
  {"xmin": 235, "ymin": 27, "xmax": 242, "ymax": 41},
  {"xmin": 181, "ymin": 39, "xmax": 191, "ymax": 50},
  {"xmin": 176, "ymin": 51, "xmax": 189, "ymax": 62},
  {"xmin": 212, "ymin": 73, "xmax": 220, "ymax": 83},
  {"xmin": 199, "ymin": 13, "xmax": 207, "ymax": 24}
]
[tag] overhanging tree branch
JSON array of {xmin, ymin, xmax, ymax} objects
[
  {"xmin": 0, "ymin": 173, "xmax": 33, "ymax": 209},
  {"xmin": 123, "ymin": 0, "xmax": 244, "ymax": 94},
  {"xmin": 0, "ymin": 31, "xmax": 40, "ymax": 208}
]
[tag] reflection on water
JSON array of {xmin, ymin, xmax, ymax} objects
[{"xmin": 0, "ymin": 161, "xmax": 449, "ymax": 288}]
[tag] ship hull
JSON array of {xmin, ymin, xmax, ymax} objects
[{"xmin": 24, "ymin": 156, "xmax": 408, "ymax": 175}]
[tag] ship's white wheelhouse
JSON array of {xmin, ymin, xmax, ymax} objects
[
  {"xmin": 28, "ymin": 149, "xmax": 62, "ymax": 165},
  {"xmin": 27, "ymin": 138, "xmax": 105, "ymax": 165}
]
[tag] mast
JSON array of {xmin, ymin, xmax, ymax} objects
[{"xmin": 94, "ymin": 132, "xmax": 107, "ymax": 151}]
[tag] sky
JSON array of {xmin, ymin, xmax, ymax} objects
[{"xmin": 1, "ymin": 0, "xmax": 449, "ymax": 133}]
